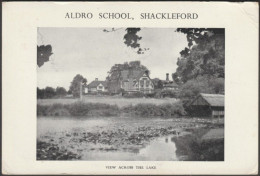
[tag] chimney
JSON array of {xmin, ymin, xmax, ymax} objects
[
  {"xmin": 95, "ymin": 78, "xmax": 98, "ymax": 81},
  {"xmin": 166, "ymin": 73, "xmax": 169, "ymax": 81}
]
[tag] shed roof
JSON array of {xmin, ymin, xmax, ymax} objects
[
  {"xmin": 200, "ymin": 93, "xmax": 224, "ymax": 107},
  {"xmin": 88, "ymin": 80, "xmax": 107, "ymax": 88}
]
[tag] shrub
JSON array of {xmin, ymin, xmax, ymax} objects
[
  {"xmin": 161, "ymin": 90, "xmax": 179, "ymax": 98},
  {"xmin": 123, "ymin": 92, "xmax": 145, "ymax": 98},
  {"xmin": 37, "ymin": 105, "xmax": 49, "ymax": 116},
  {"xmin": 37, "ymin": 102, "xmax": 119, "ymax": 117},
  {"xmin": 37, "ymin": 104, "xmax": 70, "ymax": 116},
  {"xmin": 122, "ymin": 101, "xmax": 186, "ymax": 117},
  {"xmin": 179, "ymin": 76, "xmax": 224, "ymax": 99},
  {"xmin": 48, "ymin": 104, "xmax": 70, "ymax": 116},
  {"xmin": 68, "ymin": 102, "xmax": 119, "ymax": 116},
  {"xmin": 37, "ymin": 101, "xmax": 186, "ymax": 118},
  {"xmin": 173, "ymin": 129, "xmax": 224, "ymax": 161},
  {"xmin": 146, "ymin": 92, "xmax": 156, "ymax": 98}
]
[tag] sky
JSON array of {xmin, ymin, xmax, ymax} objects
[{"xmin": 37, "ymin": 28, "xmax": 187, "ymax": 90}]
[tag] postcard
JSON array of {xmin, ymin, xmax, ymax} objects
[{"xmin": 2, "ymin": 1, "xmax": 259, "ymax": 175}]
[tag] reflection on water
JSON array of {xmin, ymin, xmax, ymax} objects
[
  {"xmin": 38, "ymin": 117, "xmax": 224, "ymax": 161},
  {"xmin": 82, "ymin": 136, "xmax": 178, "ymax": 161},
  {"xmin": 139, "ymin": 136, "xmax": 178, "ymax": 161}
]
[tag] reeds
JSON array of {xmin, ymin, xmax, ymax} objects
[{"xmin": 37, "ymin": 101, "xmax": 186, "ymax": 117}]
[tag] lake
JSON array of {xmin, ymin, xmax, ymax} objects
[{"xmin": 37, "ymin": 117, "xmax": 224, "ymax": 161}]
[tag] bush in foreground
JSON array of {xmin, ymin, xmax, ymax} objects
[
  {"xmin": 122, "ymin": 101, "xmax": 186, "ymax": 117},
  {"xmin": 37, "ymin": 102, "xmax": 119, "ymax": 117}
]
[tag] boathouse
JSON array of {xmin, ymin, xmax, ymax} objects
[{"xmin": 188, "ymin": 93, "xmax": 224, "ymax": 118}]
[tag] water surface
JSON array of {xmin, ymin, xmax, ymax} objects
[{"xmin": 37, "ymin": 117, "xmax": 223, "ymax": 161}]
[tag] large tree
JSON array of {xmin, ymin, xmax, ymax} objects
[
  {"xmin": 116, "ymin": 28, "xmax": 224, "ymax": 83},
  {"xmin": 56, "ymin": 87, "xmax": 67, "ymax": 97},
  {"xmin": 69, "ymin": 74, "xmax": 87, "ymax": 98},
  {"xmin": 172, "ymin": 28, "xmax": 225, "ymax": 99},
  {"xmin": 172, "ymin": 28, "xmax": 225, "ymax": 84},
  {"xmin": 106, "ymin": 61, "xmax": 149, "ymax": 82},
  {"xmin": 44, "ymin": 87, "xmax": 56, "ymax": 98},
  {"xmin": 106, "ymin": 61, "xmax": 149, "ymax": 93},
  {"xmin": 116, "ymin": 28, "xmax": 225, "ymax": 99}
]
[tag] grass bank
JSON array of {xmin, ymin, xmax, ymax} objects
[
  {"xmin": 37, "ymin": 96, "xmax": 179, "ymax": 108},
  {"xmin": 37, "ymin": 101, "xmax": 186, "ymax": 118},
  {"xmin": 37, "ymin": 102, "xmax": 119, "ymax": 117},
  {"xmin": 122, "ymin": 103, "xmax": 186, "ymax": 117}
]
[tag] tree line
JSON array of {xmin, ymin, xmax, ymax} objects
[
  {"xmin": 38, "ymin": 28, "xmax": 225, "ymax": 100},
  {"xmin": 37, "ymin": 74, "xmax": 87, "ymax": 99},
  {"xmin": 37, "ymin": 87, "xmax": 68, "ymax": 99},
  {"xmin": 174, "ymin": 28, "xmax": 225, "ymax": 99}
]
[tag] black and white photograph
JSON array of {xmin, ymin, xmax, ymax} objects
[
  {"xmin": 2, "ymin": 1, "xmax": 259, "ymax": 175},
  {"xmin": 37, "ymin": 27, "xmax": 225, "ymax": 161}
]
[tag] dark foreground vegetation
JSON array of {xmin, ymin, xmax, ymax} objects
[
  {"xmin": 173, "ymin": 128, "xmax": 224, "ymax": 161},
  {"xmin": 37, "ymin": 141, "xmax": 81, "ymax": 160},
  {"xmin": 37, "ymin": 101, "xmax": 186, "ymax": 117}
]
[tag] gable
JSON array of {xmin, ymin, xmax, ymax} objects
[
  {"xmin": 190, "ymin": 96, "xmax": 210, "ymax": 106},
  {"xmin": 189, "ymin": 93, "xmax": 224, "ymax": 107},
  {"xmin": 88, "ymin": 80, "xmax": 107, "ymax": 88},
  {"xmin": 136, "ymin": 76, "xmax": 154, "ymax": 87},
  {"xmin": 120, "ymin": 70, "xmax": 144, "ymax": 81},
  {"xmin": 98, "ymin": 83, "xmax": 104, "ymax": 87}
]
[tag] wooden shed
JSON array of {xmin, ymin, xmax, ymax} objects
[{"xmin": 188, "ymin": 93, "xmax": 224, "ymax": 118}]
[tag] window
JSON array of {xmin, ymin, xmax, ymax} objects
[
  {"xmin": 140, "ymin": 80, "xmax": 144, "ymax": 87},
  {"xmin": 98, "ymin": 86, "xmax": 103, "ymax": 89},
  {"xmin": 146, "ymin": 80, "xmax": 150, "ymax": 87}
]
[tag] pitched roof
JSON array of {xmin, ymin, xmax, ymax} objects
[
  {"xmin": 152, "ymin": 78, "xmax": 160, "ymax": 82},
  {"xmin": 88, "ymin": 80, "xmax": 107, "ymax": 88},
  {"xmin": 120, "ymin": 70, "xmax": 146, "ymax": 81},
  {"xmin": 200, "ymin": 93, "xmax": 224, "ymax": 107}
]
